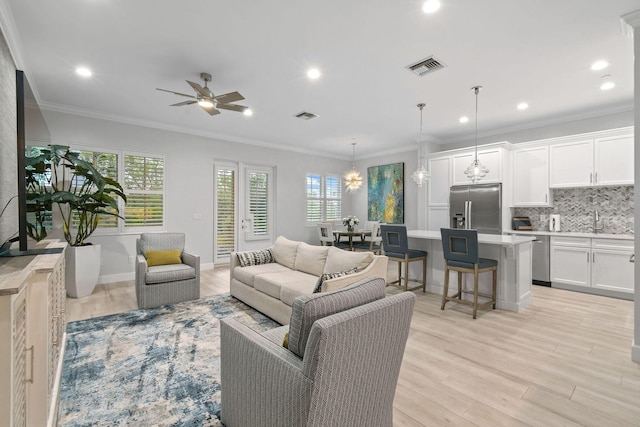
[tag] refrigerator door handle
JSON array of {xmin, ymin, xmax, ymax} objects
[{"xmin": 465, "ymin": 200, "xmax": 472, "ymax": 229}]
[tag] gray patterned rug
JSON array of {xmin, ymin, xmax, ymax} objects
[{"xmin": 58, "ymin": 294, "xmax": 280, "ymax": 426}]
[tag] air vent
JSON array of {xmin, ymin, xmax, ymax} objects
[
  {"xmin": 295, "ymin": 111, "xmax": 319, "ymax": 120},
  {"xmin": 406, "ymin": 56, "xmax": 446, "ymax": 77}
]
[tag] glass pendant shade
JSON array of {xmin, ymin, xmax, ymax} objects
[
  {"xmin": 344, "ymin": 142, "xmax": 363, "ymax": 192},
  {"xmin": 411, "ymin": 103, "xmax": 431, "ymax": 187},
  {"xmin": 465, "ymin": 86, "xmax": 489, "ymax": 183}
]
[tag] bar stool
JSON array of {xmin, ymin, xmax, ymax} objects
[
  {"xmin": 380, "ymin": 224, "xmax": 427, "ymax": 292},
  {"xmin": 440, "ymin": 228, "xmax": 497, "ymax": 319}
]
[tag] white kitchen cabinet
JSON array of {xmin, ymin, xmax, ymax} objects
[
  {"xmin": 549, "ymin": 139, "xmax": 593, "ymax": 188},
  {"xmin": 452, "ymin": 148, "xmax": 502, "ymax": 185},
  {"xmin": 427, "ymin": 156, "xmax": 451, "ymax": 206},
  {"xmin": 549, "ymin": 130, "xmax": 634, "ymax": 188},
  {"xmin": 594, "ymin": 135, "xmax": 634, "ymax": 186},
  {"xmin": 550, "ymin": 236, "xmax": 634, "ymax": 295},
  {"xmin": 427, "ymin": 206, "xmax": 450, "ymax": 231},
  {"xmin": 512, "ymin": 145, "xmax": 550, "ymax": 206}
]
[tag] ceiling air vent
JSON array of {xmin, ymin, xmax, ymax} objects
[
  {"xmin": 295, "ymin": 111, "xmax": 319, "ymax": 120},
  {"xmin": 406, "ymin": 56, "xmax": 446, "ymax": 77}
]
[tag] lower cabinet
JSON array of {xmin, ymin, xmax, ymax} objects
[
  {"xmin": 550, "ymin": 237, "xmax": 634, "ymax": 295},
  {"xmin": 0, "ymin": 242, "xmax": 66, "ymax": 427}
]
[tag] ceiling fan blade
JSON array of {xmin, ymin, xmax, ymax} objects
[
  {"xmin": 156, "ymin": 88, "xmax": 196, "ymax": 99},
  {"xmin": 216, "ymin": 103, "xmax": 248, "ymax": 113},
  {"xmin": 186, "ymin": 80, "xmax": 210, "ymax": 97},
  {"xmin": 170, "ymin": 100, "xmax": 197, "ymax": 107},
  {"xmin": 201, "ymin": 104, "xmax": 221, "ymax": 116},
  {"xmin": 215, "ymin": 91, "xmax": 245, "ymax": 104}
]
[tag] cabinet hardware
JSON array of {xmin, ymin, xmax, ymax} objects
[
  {"xmin": 586, "ymin": 253, "xmax": 589, "ymax": 263},
  {"xmin": 590, "ymin": 173, "xmax": 593, "ymax": 184},
  {"xmin": 26, "ymin": 345, "xmax": 34, "ymax": 383},
  {"xmin": 595, "ymin": 172, "xmax": 598, "ymax": 184},
  {"xmin": 592, "ymin": 253, "xmax": 595, "ymax": 263},
  {"xmin": 631, "ymin": 254, "xmax": 635, "ymax": 263},
  {"xmin": 545, "ymin": 194, "xmax": 548, "ymax": 203}
]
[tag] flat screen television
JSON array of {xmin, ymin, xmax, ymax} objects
[{"xmin": 0, "ymin": 70, "xmax": 62, "ymax": 256}]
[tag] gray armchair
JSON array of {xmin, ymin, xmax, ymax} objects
[
  {"xmin": 135, "ymin": 232, "xmax": 200, "ymax": 309},
  {"xmin": 220, "ymin": 277, "xmax": 415, "ymax": 427}
]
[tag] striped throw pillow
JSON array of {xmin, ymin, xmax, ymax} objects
[
  {"xmin": 237, "ymin": 248, "xmax": 275, "ymax": 267},
  {"xmin": 313, "ymin": 267, "xmax": 358, "ymax": 293}
]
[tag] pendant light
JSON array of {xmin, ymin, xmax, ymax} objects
[
  {"xmin": 344, "ymin": 141, "xmax": 363, "ymax": 192},
  {"xmin": 411, "ymin": 103, "xmax": 431, "ymax": 187},
  {"xmin": 464, "ymin": 86, "xmax": 489, "ymax": 183}
]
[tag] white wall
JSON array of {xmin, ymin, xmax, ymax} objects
[{"xmin": 42, "ymin": 110, "xmax": 354, "ymax": 283}]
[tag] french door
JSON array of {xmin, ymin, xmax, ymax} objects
[{"xmin": 214, "ymin": 162, "xmax": 275, "ymax": 263}]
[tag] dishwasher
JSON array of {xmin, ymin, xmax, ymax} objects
[{"xmin": 531, "ymin": 234, "xmax": 551, "ymax": 286}]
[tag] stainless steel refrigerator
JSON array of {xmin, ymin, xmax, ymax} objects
[{"xmin": 449, "ymin": 183, "xmax": 502, "ymax": 235}]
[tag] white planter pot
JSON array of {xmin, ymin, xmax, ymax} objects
[{"xmin": 65, "ymin": 244, "xmax": 101, "ymax": 298}]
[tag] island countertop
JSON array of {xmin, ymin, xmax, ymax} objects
[{"xmin": 408, "ymin": 230, "xmax": 536, "ymax": 246}]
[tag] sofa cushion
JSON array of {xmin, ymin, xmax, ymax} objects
[
  {"xmin": 145, "ymin": 264, "xmax": 195, "ymax": 284},
  {"xmin": 233, "ymin": 263, "xmax": 291, "ymax": 287},
  {"xmin": 287, "ymin": 277, "xmax": 386, "ymax": 358},
  {"xmin": 324, "ymin": 246, "xmax": 374, "ymax": 273},
  {"xmin": 294, "ymin": 242, "xmax": 329, "ymax": 276},
  {"xmin": 271, "ymin": 236, "xmax": 299, "ymax": 269},
  {"xmin": 313, "ymin": 267, "xmax": 358, "ymax": 293},
  {"xmin": 280, "ymin": 279, "xmax": 319, "ymax": 306},
  {"xmin": 236, "ymin": 248, "xmax": 274, "ymax": 267},
  {"xmin": 254, "ymin": 270, "xmax": 317, "ymax": 300}
]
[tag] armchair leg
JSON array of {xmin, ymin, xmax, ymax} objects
[{"xmin": 441, "ymin": 268, "xmax": 449, "ymax": 310}]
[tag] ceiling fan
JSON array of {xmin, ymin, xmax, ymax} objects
[{"xmin": 156, "ymin": 72, "xmax": 249, "ymax": 116}]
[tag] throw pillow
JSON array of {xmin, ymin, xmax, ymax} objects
[
  {"xmin": 313, "ymin": 267, "xmax": 358, "ymax": 293},
  {"xmin": 145, "ymin": 249, "xmax": 182, "ymax": 267},
  {"xmin": 271, "ymin": 236, "xmax": 299, "ymax": 269},
  {"xmin": 236, "ymin": 248, "xmax": 275, "ymax": 267},
  {"xmin": 294, "ymin": 242, "xmax": 330, "ymax": 276},
  {"xmin": 324, "ymin": 246, "xmax": 373, "ymax": 273},
  {"xmin": 282, "ymin": 332, "xmax": 289, "ymax": 348}
]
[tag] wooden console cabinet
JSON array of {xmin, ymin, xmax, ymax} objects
[{"xmin": 0, "ymin": 241, "xmax": 66, "ymax": 427}]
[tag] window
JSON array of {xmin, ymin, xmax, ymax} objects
[
  {"xmin": 306, "ymin": 174, "xmax": 342, "ymax": 224},
  {"xmin": 124, "ymin": 154, "xmax": 164, "ymax": 228},
  {"xmin": 248, "ymin": 171, "xmax": 269, "ymax": 236},
  {"xmin": 215, "ymin": 167, "xmax": 236, "ymax": 257},
  {"xmin": 76, "ymin": 150, "xmax": 119, "ymax": 228}
]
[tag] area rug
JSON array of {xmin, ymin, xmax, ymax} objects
[{"xmin": 58, "ymin": 294, "xmax": 280, "ymax": 426}]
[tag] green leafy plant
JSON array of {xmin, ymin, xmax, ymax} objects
[{"xmin": 25, "ymin": 145, "xmax": 127, "ymax": 246}]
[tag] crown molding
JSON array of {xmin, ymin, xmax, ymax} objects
[{"xmin": 622, "ymin": 9, "xmax": 640, "ymax": 36}]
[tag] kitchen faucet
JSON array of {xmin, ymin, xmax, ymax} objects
[{"xmin": 593, "ymin": 210, "xmax": 603, "ymax": 233}]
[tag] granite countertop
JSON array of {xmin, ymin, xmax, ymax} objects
[
  {"xmin": 507, "ymin": 230, "xmax": 633, "ymax": 240},
  {"xmin": 0, "ymin": 240, "xmax": 66, "ymax": 295}
]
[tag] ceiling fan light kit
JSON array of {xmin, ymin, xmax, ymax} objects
[{"xmin": 156, "ymin": 72, "xmax": 249, "ymax": 116}]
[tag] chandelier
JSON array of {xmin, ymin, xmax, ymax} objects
[
  {"xmin": 411, "ymin": 103, "xmax": 431, "ymax": 187},
  {"xmin": 344, "ymin": 141, "xmax": 363, "ymax": 192},
  {"xmin": 464, "ymin": 86, "xmax": 489, "ymax": 183}
]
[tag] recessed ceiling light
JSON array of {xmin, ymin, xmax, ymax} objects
[
  {"xmin": 517, "ymin": 102, "xmax": 529, "ymax": 110},
  {"xmin": 600, "ymin": 75, "xmax": 615, "ymax": 91},
  {"xmin": 459, "ymin": 116, "xmax": 469, "ymax": 123},
  {"xmin": 243, "ymin": 108, "xmax": 253, "ymax": 116},
  {"xmin": 307, "ymin": 68, "xmax": 321, "ymax": 80},
  {"xmin": 591, "ymin": 60, "xmax": 609, "ymax": 71},
  {"xmin": 422, "ymin": 0, "xmax": 441, "ymax": 14},
  {"xmin": 75, "ymin": 66, "xmax": 92, "ymax": 78}
]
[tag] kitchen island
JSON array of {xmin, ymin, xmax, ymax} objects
[{"xmin": 407, "ymin": 230, "xmax": 535, "ymax": 312}]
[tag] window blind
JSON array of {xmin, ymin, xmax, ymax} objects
[{"xmin": 216, "ymin": 168, "xmax": 236, "ymax": 257}]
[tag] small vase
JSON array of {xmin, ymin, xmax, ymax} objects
[{"xmin": 347, "ymin": 226, "xmax": 354, "ymax": 232}]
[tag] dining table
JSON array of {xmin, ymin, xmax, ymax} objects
[{"xmin": 332, "ymin": 230, "xmax": 372, "ymax": 250}]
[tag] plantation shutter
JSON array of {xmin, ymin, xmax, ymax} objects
[
  {"xmin": 124, "ymin": 154, "xmax": 164, "ymax": 228},
  {"xmin": 306, "ymin": 174, "xmax": 322, "ymax": 223},
  {"xmin": 305, "ymin": 174, "xmax": 342, "ymax": 224},
  {"xmin": 216, "ymin": 167, "xmax": 236, "ymax": 257},
  {"xmin": 76, "ymin": 150, "xmax": 119, "ymax": 228},
  {"xmin": 248, "ymin": 171, "xmax": 269, "ymax": 236},
  {"xmin": 325, "ymin": 175, "xmax": 342, "ymax": 222}
]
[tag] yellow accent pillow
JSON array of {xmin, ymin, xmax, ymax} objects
[
  {"xmin": 282, "ymin": 332, "xmax": 289, "ymax": 348},
  {"xmin": 146, "ymin": 249, "xmax": 182, "ymax": 267}
]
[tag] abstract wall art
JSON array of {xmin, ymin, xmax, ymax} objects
[{"xmin": 367, "ymin": 162, "xmax": 404, "ymax": 224}]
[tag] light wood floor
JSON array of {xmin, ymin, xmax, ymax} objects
[{"xmin": 66, "ymin": 266, "xmax": 640, "ymax": 427}]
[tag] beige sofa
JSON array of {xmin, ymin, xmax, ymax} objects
[{"xmin": 230, "ymin": 236, "xmax": 388, "ymax": 324}]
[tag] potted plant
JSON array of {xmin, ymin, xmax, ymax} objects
[{"xmin": 25, "ymin": 145, "xmax": 127, "ymax": 297}]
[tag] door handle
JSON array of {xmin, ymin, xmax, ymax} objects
[
  {"xmin": 26, "ymin": 345, "xmax": 34, "ymax": 384},
  {"xmin": 631, "ymin": 254, "xmax": 635, "ymax": 263}
]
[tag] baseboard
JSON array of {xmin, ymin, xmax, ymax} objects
[
  {"xmin": 47, "ymin": 332, "xmax": 67, "ymax": 427},
  {"xmin": 97, "ymin": 262, "xmax": 215, "ymax": 285}
]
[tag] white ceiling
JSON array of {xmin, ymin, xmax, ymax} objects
[{"xmin": 2, "ymin": 0, "xmax": 637, "ymax": 159}]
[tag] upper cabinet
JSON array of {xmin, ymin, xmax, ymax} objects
[
  {"xmin": 452, "ymin": 148, "xmax": 503, "ymax": 185},
  {"xmin": 512, "ymin": 145, "xmax": 550, "ymax": 206},
  {"xmin": 427, "ymin": 155, "xmax": 451, "ymax": 206},
  {"xmin": 549, "ymin": 130, "xmax": 634, "ymax": 188}
]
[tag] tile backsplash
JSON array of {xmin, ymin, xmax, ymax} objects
[{"xmin": 513, "ymin": 186, "xmax": 634, "ymax": 234}]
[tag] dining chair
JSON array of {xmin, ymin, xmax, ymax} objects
[
  {"xmin": 352, "ymin": 221, "xmax": 382, "ymax": 254},
  {"xmin": 317, "ymin": 222, "xmax": 350, "ymax": 250},
  {"xmin": 440, "ymin": 228, "xmax": 498, "ymax": 319},
  {"xmin": 380, "ymin": 224, "xmax": 427, "ymax": 292}
]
